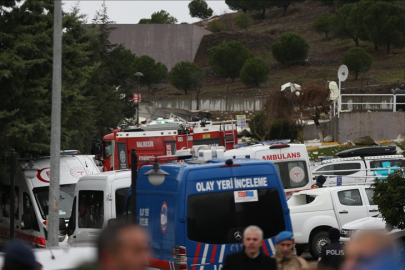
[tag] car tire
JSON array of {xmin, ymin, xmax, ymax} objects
[{"xmin": 310, "ymin": 231, "xmax": 330, "ymax": 259}]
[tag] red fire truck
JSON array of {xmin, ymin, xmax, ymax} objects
[{"xmin": 100, "ymin": 121, "xmax": 238, "ymax": 171}]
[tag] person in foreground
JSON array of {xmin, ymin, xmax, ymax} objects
[
  {"xmin": 273, "ymin": 231, "xmax": 310, "ymax": 270},
  {"xmin": 2, "ymin": 239, "xmax": 38, "ymax": 270},
  {"xmin": 76, "ymin": 223, "xmax": 151, "ymax": 270},
  {"xmin": 318, "ymin": 228, "xmax": 344, "ymax": 270},
  {"xmin": 222, "ymin": 225, "xmax": 277, "ymax": 270}
]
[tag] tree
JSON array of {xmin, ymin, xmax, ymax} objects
[
  {"xmin": 331, "ymin": 3, "xmax": 361, "ymax": 47},
  {"xmin": 312, "ymin": 12, "xmax": 332, "ymax": 38},
  {"xmin": 269, "ymin": 118, "xmax": 298, "ymax": 141},
  {"xmin": 363, "ymin": 1, "xmax": 405, "ymax": 54},
  {"xmin": 209, "ymin": 20, "xmax": 226, "ymax": 32},
  {"xmin": 373, "ymin": 171, "xmax": 405, "ymax": 230},
  {"xmin": 169, "ymin": 61, "xmax": 201, "ymax": 95},
  {"xmin": 249, "ymin": 111, "xmax": 271, "ymax": 141},
  {"xmin": 188, "ymin": 0, "xmax": 213, "ymax": 20},
  {"xmin": 225, "ymin": 0, "xmax": 248, "ymax": 13},
  {"xmin": 132, "ymin": 55, "xmax": 168, "ymax": 98},
  {"xmin": 239, "ymin": 57, "xmax": 270, "ymax": 87},
  {"xmin": 271, "ymin": 33, "xmax": 310, "ymax": 66},
  {"xmin": 190, "ymin": 68, "xmax": 205, "ymax": 110},
  {"xmin": 342, "ymin": 47, "xmax": 373, "ymax": 80},
  {"xmin": 347, "ymin": 1, "xmax": 374, "ymax": 49},
  {"xmin": 296, "ymin": 82, "xmax": 331, "ymax": 142},
  {"xmin": 138, "ymin": 10, "xmax": 178, "ymax": 24},
  {"xmin": 209, "ymin": 41, "xmax": 253, "ymax": 82},
  {"xmin": 235, "ymin": 13, "xmax": 254, "ymax": 31}
]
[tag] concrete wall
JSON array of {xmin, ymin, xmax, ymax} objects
[
  {"xmin": 109, "ymin": 24, "xmax": 211, "ymax": 70},
  {"xmin": 155, "ymin": 97, "xmax": 265, "ymax": 111},
  {"xmin": 303, "ymin": 112, "xmax": 405, "ymax": 143}
]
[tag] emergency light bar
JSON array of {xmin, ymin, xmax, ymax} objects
[
  {"xmin": 269, "ymin": 144, "xmax": 290, "ymax": 149},
  {"xmin": 60, "ymin": 150, "xmax": 79, "ymax": 155}
]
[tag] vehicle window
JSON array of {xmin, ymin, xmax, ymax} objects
[
  {"xmin": 370, "ymin": 160, "xmax": 405, "ymax": 168},
  {"xmin": 337, "ymin": 189, "xmax": 363, "ymax": 206},
  {"xmin": 187, "ymin": 188, "xmax": 286, "ymax": 244},
  {"xmin": 277, "ymin": 161, "xmax": 310, "ymax": 189},
  {"xmin": 122, "ymin": 195, "xmax": 132, "ymax": 224},
  {"xmin": 334, "ymin": 163, "xmax": 361, "ymax": 176},
  {"xmin": 33, "ymin": 184, "xmax": 75, "ymax": 220},
  {"xmin": 104, "ymin": 140, "xmax": 113, "ymax": 159},
  {"xmin": 365, "ymin": 188, "xmax": 375, "ymax": 205},
  {"xmin": 78, "ymin": 191, "xmax": 104, "ymax": 228},
  {"xmin": 115, "ymin": 188, "xmax": 129, "ymax": 219},
  {"xmin": 68, "ymin": 197, "xmax": 76, "ymax": 235},
  {"xmin": 0, "ymin": 186, "xmax": 19, "ymax": 220},
  {"xmin": 23, "ymin": 192, "xmax": 39, "ymax": 231},
  {"xmin": 314, "ymin": 165, "xmax": 334, "ymax": 176}
]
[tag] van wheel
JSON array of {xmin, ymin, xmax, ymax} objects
[{"xmin": 310, "ymin": 231, "xmax": 329, "ymax": 259}]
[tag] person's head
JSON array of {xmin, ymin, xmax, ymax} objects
[
  {"xmin": 97, "ymin": 223, "xmax": 151, "ymax": 270},
  {"xmin": 2, "ymin": 239, "xmax": 38, "ymax": 270},
  {"xmin": 317, "ymin": 175, "xmax": 326, "ymax": 185},
  {"xmin": 329, "ymin": 227, "xmax": 340, "ymax": 242},
  {"xmin": 242, "ymin": 226, "xmax": 263, "ymax": 258},
  {"xmin": 275, "ymin": 231, "xmax": 294, "ymax": 256}
]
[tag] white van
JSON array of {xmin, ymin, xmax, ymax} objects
[
  {"xmin": 224, "ymin": 143, "xmax": 313, "ymax": 194},
  {"xmin": 67, "ymin": 170, "xmax": 131, "ymax": 247},
  {"xmin": 0, "ymin": 154, "xmax": 100, "ymax": 249},
  {"xmin": 312, "ymin": 155, "xmax": 405, "ymax": 185}
]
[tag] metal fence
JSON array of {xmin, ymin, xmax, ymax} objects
[{"xmin": 338, "ymin": 94, "xmax": 405, "ymax": 113}]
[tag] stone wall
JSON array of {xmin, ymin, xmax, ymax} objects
[{"xmin": 108, "ymin": 24, "xmax": 211, "ymax": 70}]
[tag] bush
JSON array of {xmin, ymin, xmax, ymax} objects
[
  {"xmin": 240, "ymin": 57, "xmax": 270, "ymax": 87},
  {"xmin": 208, "ymin": 41, "xmax": 253, "ymax": 81},
  {"xmin": 269, "ymin": 118, "xmax": 298, "ymax": 141},
  {"xmin": 209, "ymin": 20, "xmax": 226, "ymax": 32},
  {"xmin": 312, "ymin": 12, "xmax": 332, "ymax": 38},
  {"xmin": 271, "ymin": 33, "xmax": 310, "ymax": 66},
  {"xmin": 248, "ymin": 110, "xmax": 271, "ymax": 141},
  {"xmin": 235, "ymin": 14, "xmax": 253, "ymax": 31},
  {"xmin": 342, "ymin": 47, "xmax": 373, "ymax": 80}
]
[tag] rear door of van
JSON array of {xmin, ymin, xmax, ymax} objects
[{"xmin": 184, "ymin": 161, "xmax": 291, "ymax": 270}]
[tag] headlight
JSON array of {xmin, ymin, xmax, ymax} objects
[{"xmin": 340, "ymin": 229, "xmax": 356, "ymax": 237}]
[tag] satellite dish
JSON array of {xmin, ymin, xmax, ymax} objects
[
  {"xmin": 328, "ymin": 81, "xmax": 339, "ymax": 101},
  {"xmin": 338, "ymin": 65, "xmax": 349, "ymax": 82}
]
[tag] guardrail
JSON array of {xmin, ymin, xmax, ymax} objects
[{"xmin": 335, "ymin": 94, "xmax": 405, "ymax": 117}]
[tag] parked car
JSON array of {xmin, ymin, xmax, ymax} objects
[
  {"xmin": 311, "ymin": 155, "xmax": 405, "ymax": 185},
  {"xmin": 288, "ymin": 185, "xmax": 379, "ymax": 258}
]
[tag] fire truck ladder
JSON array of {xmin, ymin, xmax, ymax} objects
[{"xmin": 222, "ymin": 120, "xmax": 236, "ymax": 148}]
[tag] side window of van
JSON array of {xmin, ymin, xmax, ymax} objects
[
  {"xmin": 23, "ymin": 193, "xmax": 40, "ymax": 231},
  {"xmin": 365, "ymin": 188, "xmax": 375, "ymax": 205},
  {"xmin": 314, "ymin": 165, "xmax": 334, "ymax": 176},
  {"xmin": 115, "ymin": 188, "xmax": 129, "ymax": 219},
  {"xmin": 334, "ymin": 163, "xmax": 361, "ymax": 176},
  {"xmin": 78, "ymin": 191, "xmax": 104, "ymax": 229},
  {"xmin": 68, "ymin": 197, "xmax": 76, "ymax": 235},
  {"xmin": 337, "ymin": 189, "xmax": 363, "ymax": 206},
  {"xmin": 1, "ymin": 186, "xmax": 19, "ymax": 220}
]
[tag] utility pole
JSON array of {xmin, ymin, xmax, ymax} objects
[
  {"xmin": 10, "ymin": 149, "xmax": 15, "ymax": 240},
  {"xmin": 48, "ymin": 0, "xmax": 62, "ymax": 247},
  {"xmin": 131, "ymin": 149, "xmax": 138, "ymax": 224}
]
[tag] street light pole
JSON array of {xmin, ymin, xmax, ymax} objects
[
  {"xmin": 134, "ymin": 72, "xmax": 143, "ymax": 126},
  {"xmin": 48, "ymin": 0, "xmax": 62, "ymax": 247},
  {"xmin": 131, "ymin": 148, "xmax": 138, "ymax": 224},
  {"xmin": 10, "ymin": 149, "xmax": 15, "ymax": 240}
]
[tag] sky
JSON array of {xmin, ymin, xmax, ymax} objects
[{"xmin": 62, "ymin": 1, "xmax": 234, "ymax": 24}]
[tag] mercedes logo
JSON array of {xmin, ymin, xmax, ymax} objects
[{"xmin": 234, "ymin": 231, "xmax": 242, "ymax": 241}]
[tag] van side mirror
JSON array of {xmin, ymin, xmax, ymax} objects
[
  {"xmin": 59, "ymin": 218, "xmax": 67, "ymax": 234},
  {"xmin": 21, "ymin": 214, "xmax": 33, "ymax": 230},
  {"xmin": 108, "ymin": 218, "xmax": 119, "ymax": 227}
]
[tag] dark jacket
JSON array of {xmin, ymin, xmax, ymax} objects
[
  {"xmin": 318, "ymin": 240, "xmax": 344, "ymax": 270},
  {"xmin": 222, "ymin": 249, "xmax": 277, "ymax": 270}
]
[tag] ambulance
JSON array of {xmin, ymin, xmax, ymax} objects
[
  {"xmin": 224, "ymin": 142, "xmax": 313, "ymax": 195},
  {"xmin": 0, "ymin": 153, "xmax": 100, "ymax": 249},
  {"xmin": 123, "ymin": 155, "xmax": 292, "ymax": 270}
]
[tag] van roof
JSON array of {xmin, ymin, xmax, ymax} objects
[
  {"xmin": 77, "ymin": 170, "xmax": 131, "ymax": 183},
  {"xmin": 225, "ymin": 143, "xmax": 306, "ymax": 153},
  {"xmin": 137, "ymin": 158, "xmax": 283, "ymax": 193}
]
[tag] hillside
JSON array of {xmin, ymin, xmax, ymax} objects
[{"xmin": 146, "ymin": 0, "xmax": 405, "ymax": 102}]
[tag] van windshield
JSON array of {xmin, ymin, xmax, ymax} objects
[
  {"xmin": 187, "ymin": 188, "xmax": 285, "ymax": 244},
  {"xmin": 33, "ymin": 184, "xmax": 75, "ymax": 220}
]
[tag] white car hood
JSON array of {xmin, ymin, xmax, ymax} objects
[{"xmin": 342, "ymin": 217, "xmax": 385, "ymax": 230}]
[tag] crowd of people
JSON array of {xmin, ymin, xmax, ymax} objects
[{"xmin": 1, "ymin": 223, "xmax": 402, "ymax": 270}]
